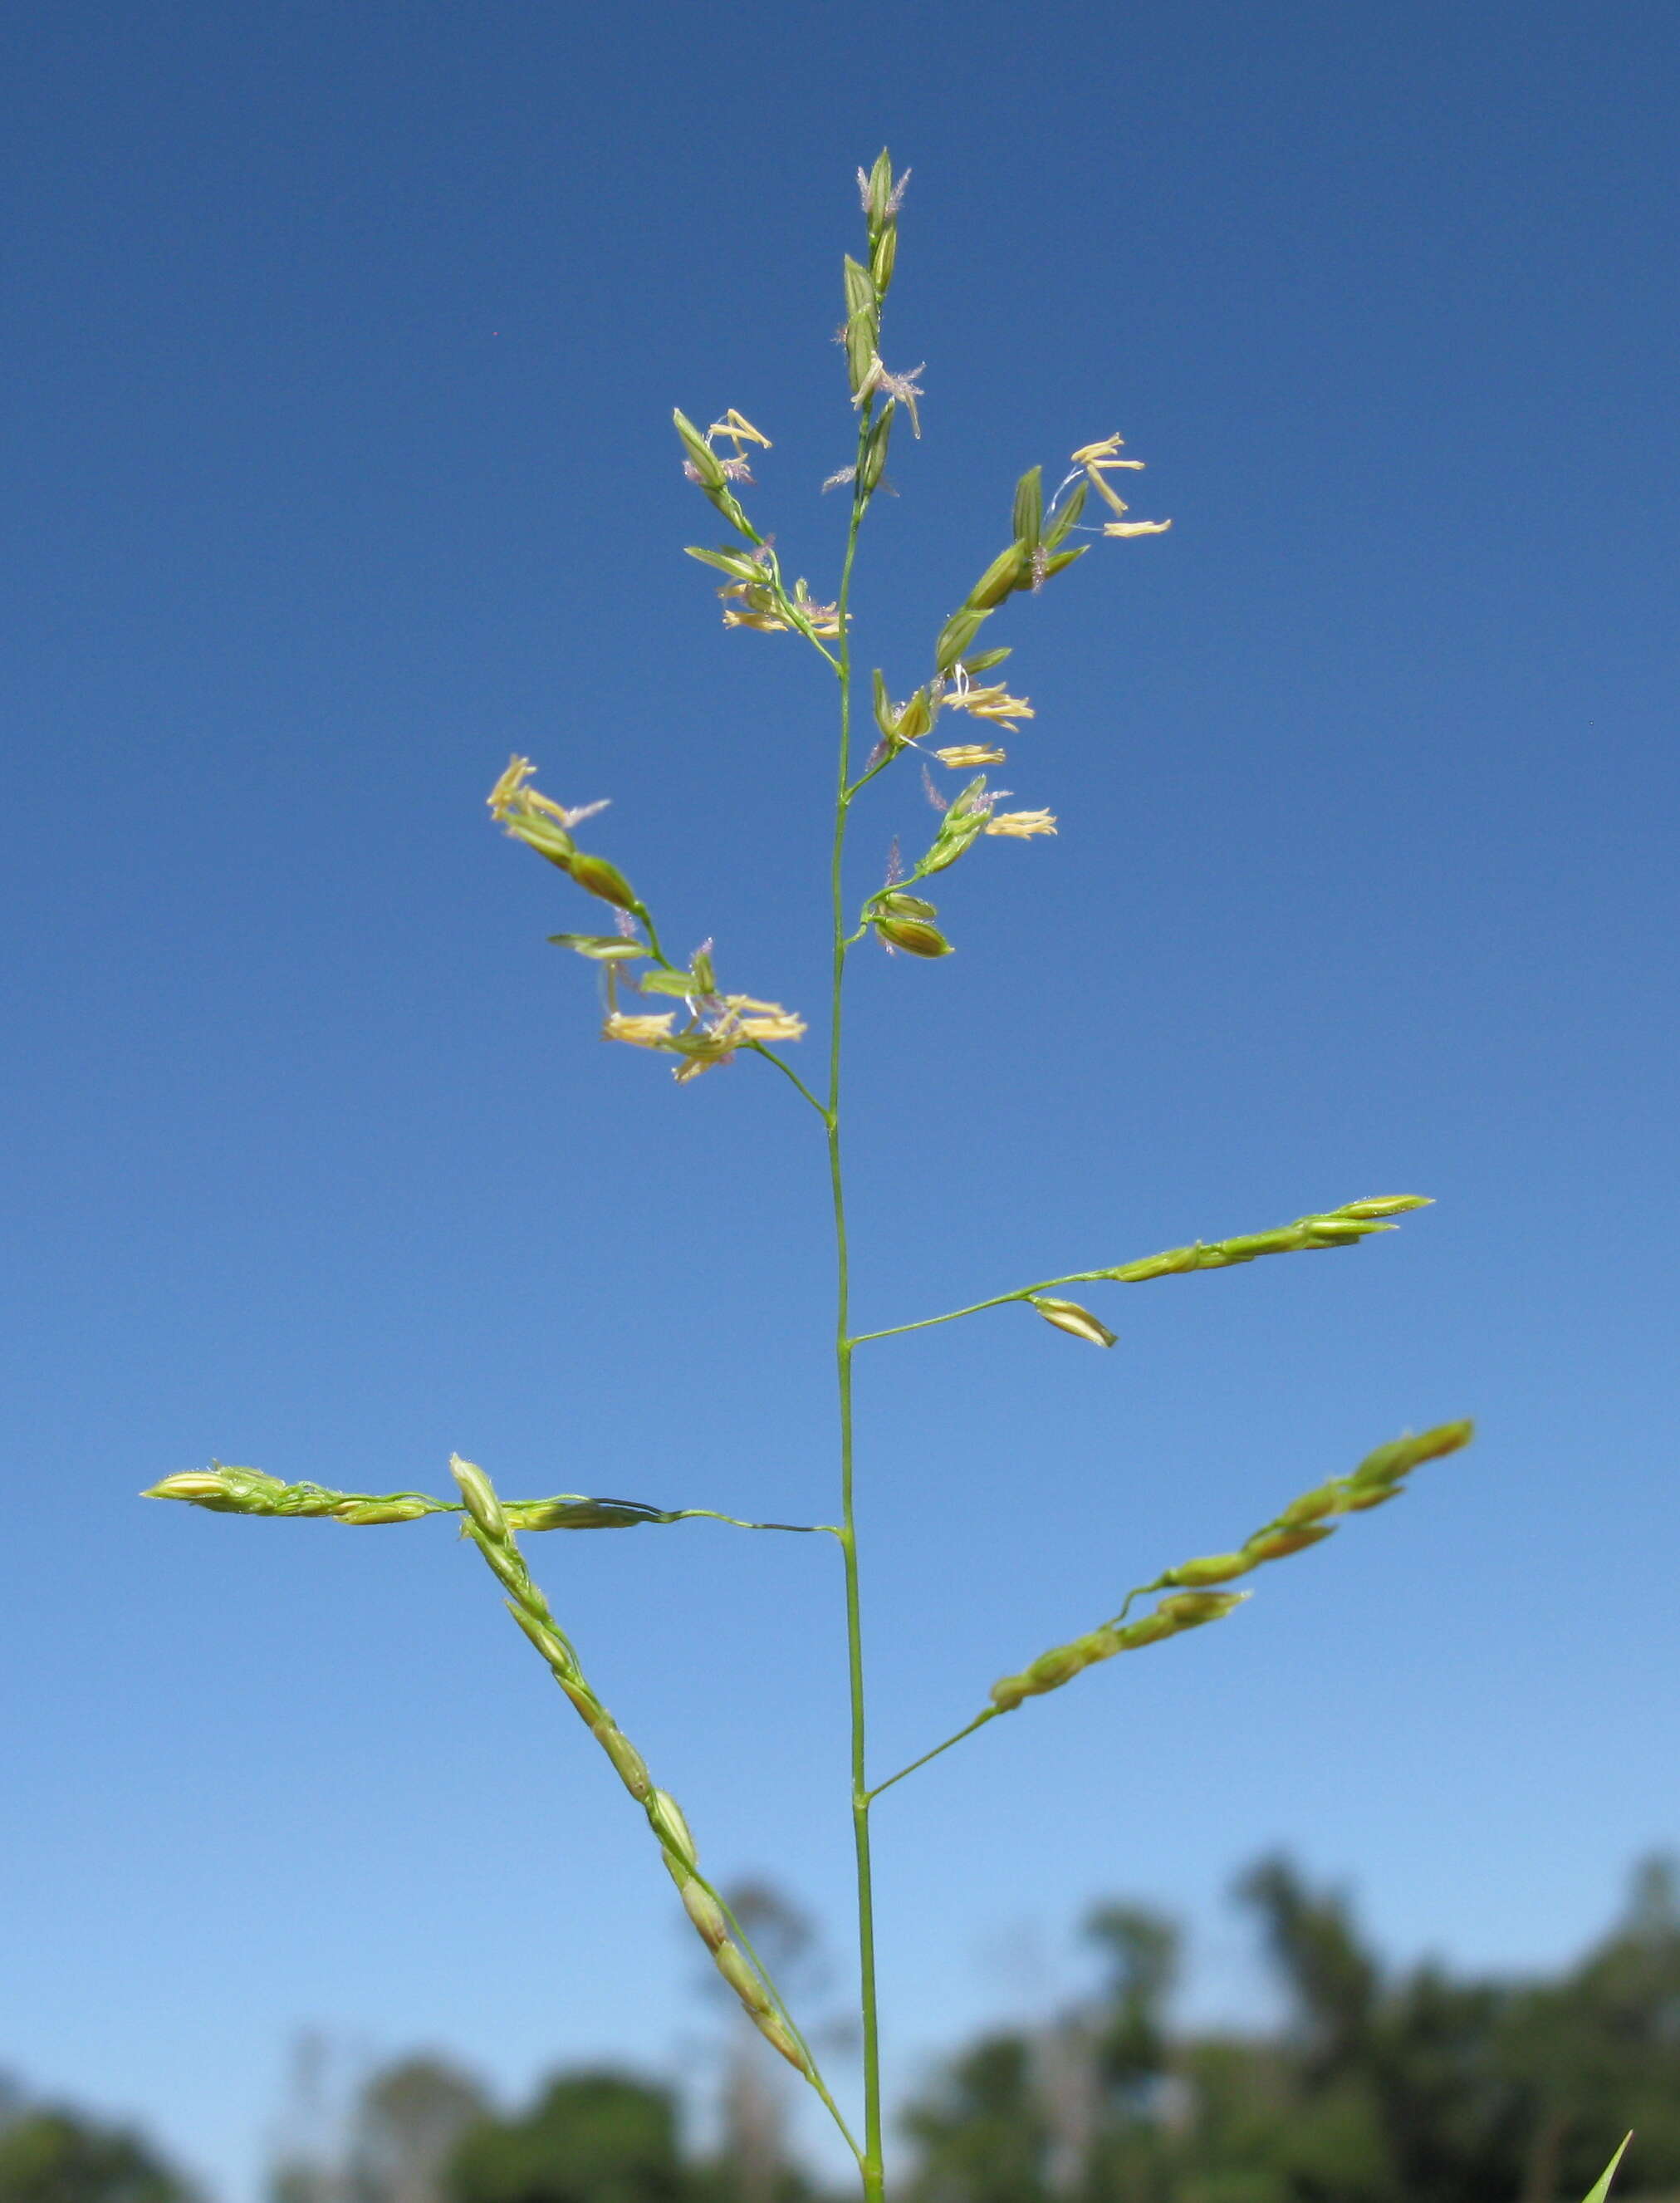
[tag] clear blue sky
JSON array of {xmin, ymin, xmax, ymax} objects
[{"xmin": 3, "ymin": 2, "xmax": 1676, "ymax": 2196}]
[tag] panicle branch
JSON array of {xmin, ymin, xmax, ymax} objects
[
  {"xmin": 488, "ymin": 757, "xmax": 806, "ymax": 1086},
  {"xmin": 977, "ymin": 1419, "xmax": 1473, "ymax": 1722},
  {"xmin": 853, "ymin": 1195, "xmax": 1436, "ymax": 1347},
  {"xmin": 840, "ymin": 429, "xmax": 1170, "ymax": 974},
  {"xmin": 443, "ymin": 1457, "xmax": 840, "ymax": 2097},
  {"xmin": 143, "ymin": 1466, "xmax": 831, "ymax": 1536}
]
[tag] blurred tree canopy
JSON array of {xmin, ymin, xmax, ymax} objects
[
  {"xmin": 0, "ymin": 2081, "xmax": 192, "ymax": 2203},
  {"xmin": 904, "ymin": 1854, "xmax": 1680, "ymax": 2203},
  {"xmin": 12, "ymin": 1853, "xmax": 1676, "ymax": 2203},
  {"xmin": 450, "ymin": 2073, "xmax": 688, "ymax": 2203},
  {"xmin": 352, "ymin": 2058, "xmax": 489, "ymax": 2203}
]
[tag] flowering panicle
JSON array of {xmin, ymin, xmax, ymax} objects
[
  {"xmin": 662, "ymin": 994, "xmax": 810, "ymax": 1084},
  {"xmin": 913, "ymin": 773, "xmax": 1058, "ymax": 858},
  {"xmin": 678, "ymin": 409, "xmax": 771, "ymax": 483},
  {"xmin": 853, "ymin": 763, "xmax": 1057, "ymax": 957},
  {"xmin": 840, "ymin": 149, "xmax": 910, "ymax": 412},
  {"xmin": 681, "ymin": 411, "xmax": 771, "ymax": 485},
  {"xmin": 488, "ymin": 756, "xmax": 610, "ymax": 836},
  {"xmin": 489, "ymin": 760, "xmax": 804, "ymax": 1084},
  {"xmin": 672, "ymin": 407, "xmax": 771, "ymax": 544},
  {"xmin": 845, "ymin": 429, "xmax": 1169, "ymax": 861},
  {"xmin": 720, "ymin": 569, "xmax": 844, "ymax": 636},
  {"xmin": 149, "ymin": 157, "xmax": 1485, "ymax": 2201},
  {"xmin": 603, "ymin": 965, "xmax": 808, "ymax": 1083}
]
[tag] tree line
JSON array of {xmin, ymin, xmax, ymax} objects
[{"xmin": 7, "ymin": 1857, "xmax": 1676, "ymax": 2203}]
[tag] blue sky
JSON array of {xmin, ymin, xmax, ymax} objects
[{"xmin": 2, "ymin": 1, "xmax": 1676, "ymax": 2195}]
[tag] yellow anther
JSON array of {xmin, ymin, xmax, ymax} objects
[
  {"xmin": 708, "ymin": 408, "xmax": 771, "ymax": 450},
  {"xmin": 603, "ymin": 1012, "xmax": 677, "ymax": 1047}
]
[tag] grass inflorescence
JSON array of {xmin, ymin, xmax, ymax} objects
[{"xmin": 145, "ymin": 150, "xmax": 1494, "ymax": 2203}]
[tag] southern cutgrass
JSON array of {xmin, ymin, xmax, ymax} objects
[{"xmin": 149, "ymin": 152, "xmax": 1506, "ymax": 2202}]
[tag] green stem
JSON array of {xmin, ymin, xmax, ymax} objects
[
  {"xmin": 630, "ymin": 901, "xmax": 675, "ymax": 969},
  {"xmin": 852, "ymin": 1209, "xmax": 1418, "ymax": 1342},
  {"xmin": 866, "ymin": 1709, "xmax": 1000, "ymax": 1802},
  {"xmin": 830, "ymin": 401, "xmax": 886, "ymax": 2203},
  {"xmin": 852, "ymin": 1271, "xmax": 1111, "ymax": 1346},
  {"xmin": 867, "ymin": 1574, "xmax": 1181, "ymax": 1802},
  {"xmin": 747, "ymin": 1040, "xmax": 832, "ymax": 1123},
  {"xmin": 670, "ymin": 1509, "xmax": 844, "ymax": 1536},
  {"xmin": 843, "ymin": 749, "xmax": 899, "ymax": 805}
]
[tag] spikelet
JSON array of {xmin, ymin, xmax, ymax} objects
[{"xmin": 1030, "ymin": 1297, "xmax": 1117, "ymax": 1348}]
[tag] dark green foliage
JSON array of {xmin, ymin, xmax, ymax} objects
[
  {"xmin": 903, "ymin": 2036, "xmax": 1055, "ymax": 2203},
  {"xmin": 902, "ymin": 1857, "xmax": 1680, "ymax": 2203},
  {"xmin": 352, "ymin": 2058, "xmax": 489, "ymax": 2203},
  {"xmin": 449, "ymin": 2075, "xmax": 688, "ymax": 2203},
  {"xmin": 0, "ymin": 2099, "xmax": 191, "ymax": 2203},
  {"xmin": 1237, "ymin": 1859, "xmax": 1379, "ymax": 2087},
  {"xmin": 1086, "ymin": 1905, "xmax": 1182, "ymax": 2098},
  {"xmin": 1500, "ymin": 1857, "xmax": 1680, "ymax": 2201}
]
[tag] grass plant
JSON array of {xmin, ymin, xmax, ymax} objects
[{"xmin": 144, "ymin": 153, "xmax": 1524, "ymax": 2203}]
